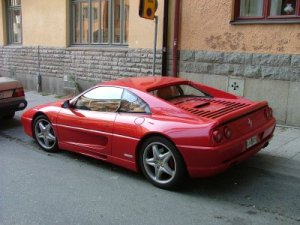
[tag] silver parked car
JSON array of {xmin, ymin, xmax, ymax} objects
[{"xmin": 0, "ymin": 76, "xmax": 27, "ymax": 119}]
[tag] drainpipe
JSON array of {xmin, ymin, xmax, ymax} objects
[
  {"xmin": 37, "ymin": 46, "xmax": 42, "ymax": 92},
  {"xmin": 172, "ymin": 0, "xmax": 180, "ymax": 77},
  {"xmin": 161, "ymin": 0, "xmax": 169, "ymax": 76}
]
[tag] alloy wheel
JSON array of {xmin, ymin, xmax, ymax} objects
[
  {"xmin": 143, "ymin": 142, "xmax": 177, "ymax": 185},
  {"xmin": 34, "ymin": 117, "xmax": 57, "ymax": 151}
]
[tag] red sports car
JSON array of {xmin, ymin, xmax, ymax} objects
[{"xmin": 21, "ymin": 76, "xmax": 275, "ymax": 189}]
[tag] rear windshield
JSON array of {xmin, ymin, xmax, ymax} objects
[{"xmin": 149, "ymin": 84, "xmax": 210, "ymax": 100}]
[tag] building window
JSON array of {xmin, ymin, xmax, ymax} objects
[
  {"xmin": 71, "ymin": 0, "xmax": 129, "ymax": 45},
  {"xmin": 7, "ymin": 0, "xmax": 22, "ymax": 44},
  {"xmin": 234, "ymin": 0, "xmax": 300, "ymax": 21}
]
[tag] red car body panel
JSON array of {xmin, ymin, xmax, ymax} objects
[{"xmin": 21, "ymin": 76, "xmax": 276, "ymax": 177}]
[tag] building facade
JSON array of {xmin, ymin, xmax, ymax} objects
[
  {"xmin": 171, "ymin": 0, "xmax": 300, "ymax": 126},
  {"xmin": 0, "ymin": 0, "xmax": 165, "ymax": 93},
  {"xmin": 0, "ymin": 0, "xmax": 300, "ymax": 126}
]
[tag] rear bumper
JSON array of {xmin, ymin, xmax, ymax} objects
[
  {"xmin": 187, "ymin": 135, "xmax": 272, "ymax": 178},
  {"xmin": 177, "ymin": 119, "xmax": 276, "ymax": 178},
  {"xmin": 0, "ymin": 99, "xmax": 27, "ymax": 115}
]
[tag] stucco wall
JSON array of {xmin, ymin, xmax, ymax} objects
[
  {"xmin": 176, "ymin": 0, "xmax": 300, "ymax": 54},
  {"xmin": 22, "ymin": 0, "xmax": 68, "ymax": 47},
  {"xmin": 0, "ymin": 0, "xmax": 163, "ymax": 49},
  {"xmin": 128, "ymin": 0, "xmax": 164, "ymax": 49}
]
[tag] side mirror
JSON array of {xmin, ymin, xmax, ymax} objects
[{"xmin": 62, "ymin": 100, "xmax": 72, "ymax": 108}]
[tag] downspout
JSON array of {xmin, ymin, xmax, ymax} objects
[
  {"xmin": 172, "ymin": 0, "xmax": 181, "ymax": 77},
  {"xmin": 161, "ymin": 0, "xmax": 169, "ymax": 76}
]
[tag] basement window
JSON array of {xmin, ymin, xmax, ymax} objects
[
  {"xmin": 71, "ymin": 0, "xmax": 129, "ymax": 45},
  {"xmin": 233, "ymin": 0, "xmax": 300, "ymax": 23}
]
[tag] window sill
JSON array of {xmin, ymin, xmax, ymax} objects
[
  {"xmin": 67, "ymin": 44, "xmax": 129, "ymax": 52},
  {"xmin": 230, "ymin": 19, "xmax": 300, "ymax": 25},
  {"xmin": 2, "ymin": 44, "xmax": 23, "ymax": 48}
]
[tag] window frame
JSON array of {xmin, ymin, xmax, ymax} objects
[
  {"xmin": 6, "ymin": 0, "xmax": 22, "ymax": 45},
  {"xmin": 233, "ymin": 0, "xmax": 300, "ymax": 23},
  {"xmin": 70, "ymin": 0, "xmax": 129, "ymax": 46}
]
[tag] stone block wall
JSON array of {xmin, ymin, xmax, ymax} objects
[
  {"xmin": 178, "ymin": 50, "xmax": 300, "ymax": 81},
  {"xmin": 0, "ymin": 46, "xmax": 162, "ymax": 94},
  {"xmin": 1, "ymin": 45, "xmax": 300, "ymax": 126},
  {"xmin": 173, "ymin": 50, "xmax": 300, "ymax": 126}
]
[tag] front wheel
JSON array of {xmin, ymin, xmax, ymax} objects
[
  {"xmin": 139, "ymin": 136, "xmax": 187, "ymax": 190},
  {"xmin": 33, "ymin": 115, "xmax": 58, "ymax": 152}
]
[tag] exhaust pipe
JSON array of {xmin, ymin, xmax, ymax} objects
[{"xmin": 262, "ymin": 142, "xmax": 269, "ymax": 149}]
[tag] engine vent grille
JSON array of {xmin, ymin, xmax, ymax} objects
[{"xmin": 177, "ymin": 99, "xmax": 250, "ymax": 119}]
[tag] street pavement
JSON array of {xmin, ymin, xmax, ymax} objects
[{"xmin": 0, "ymin": 91, "xmax": 300, "ymax": 225}]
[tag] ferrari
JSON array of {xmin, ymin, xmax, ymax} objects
[{"xmin": 21, "ymin": 76, "xmax": 276, "ymax": 189}]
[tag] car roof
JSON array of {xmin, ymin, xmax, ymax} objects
[{"xmin": 101, "ymin": 76, "xmax": 189, "ymax": 92}]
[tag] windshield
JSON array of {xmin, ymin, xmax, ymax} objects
[{"xmin": 150, "ymin": 84, "xmax": 210, "ymax": 100}]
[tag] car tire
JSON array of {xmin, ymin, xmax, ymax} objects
[
  {"xmin": 3, "ymin": 112, "xmax": 15, "ymax": 119},
  {"xmin": 139, "ymin": 136, "xmax": 187, "ymax": 190},
  {"xmin": 33, "ymin": 115, "xmax": 59, "ymax": 152}
]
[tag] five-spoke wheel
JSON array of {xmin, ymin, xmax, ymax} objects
[
  {"xmin": 139, "ymin": 136, "xmax": 186, "ymax": 189},
  {"xmin": 33, "ymin": 115, "xmax": 58, "ymax": 152}
]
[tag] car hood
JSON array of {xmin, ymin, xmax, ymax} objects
[{"xmin": 30, "ymin": 99, "xmax": 66, "ymax": 111}]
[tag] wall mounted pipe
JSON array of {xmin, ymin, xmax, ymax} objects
[
  {"xmin": 172, "ymin": 0, "xmax": 181, "ymax": 77},
  {"xmin": 161, "ymin": 0, "xmax": 169, "ymax": 76}
]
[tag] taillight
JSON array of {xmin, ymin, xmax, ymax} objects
[
  {"xmin": 213, "ymin": 126, "xmax": 232, "ymax": 144},
  {"xmin": 13, "ymin": 87, "xmax": 25, "ymax": 97},
  {"xmin": 213, "ymin": 129, "xmax": 223, "ymax": 143},
  {"xmin": 223, "ymin": 126, "xmax": 232, "ymax": 139},
  {"xmin": 264, "ymin": 107, "xmax": 273, "ymax": 119}
]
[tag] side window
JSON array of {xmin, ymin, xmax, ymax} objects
[
  {"xmin": 75, "ymin": 86, "xmax": 123, "ymax": 112},
  {"xmin": 119, "ymin": 90, "xmax": 150, "ymax": 113}
]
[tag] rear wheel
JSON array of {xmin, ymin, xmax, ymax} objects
[
  {"xmin": 33, "ymin": 115, "xmax": 58, "ymax": 152},
  {"xmin": 139, "ymin": 136, "xmax": 186, "ymax": 190}
]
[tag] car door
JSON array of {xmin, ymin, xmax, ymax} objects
[
  {"xmin": 56, "ymin": 86, "xmax": 123, "ymax": 156},
  {"xmin": 112, "ymin": 89, "xmax": 151, "ymax": 161}
]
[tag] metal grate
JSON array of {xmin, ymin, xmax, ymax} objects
[{"xmin": 177, "ymin": 99, "xmax": 250, "ymax": 119}]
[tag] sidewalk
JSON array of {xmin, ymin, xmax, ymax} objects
[
  {"xmin": 263, "ymin": 125, "xmax": 300, "ymax": 161},
  {"xmin": 22, "ymin": 91, "xmax": 300, "ymax": 163}
]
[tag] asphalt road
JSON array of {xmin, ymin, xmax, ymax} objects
[{"xmin": 0, "ymin": 93, "xmax": 300, "ymax": 225}]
